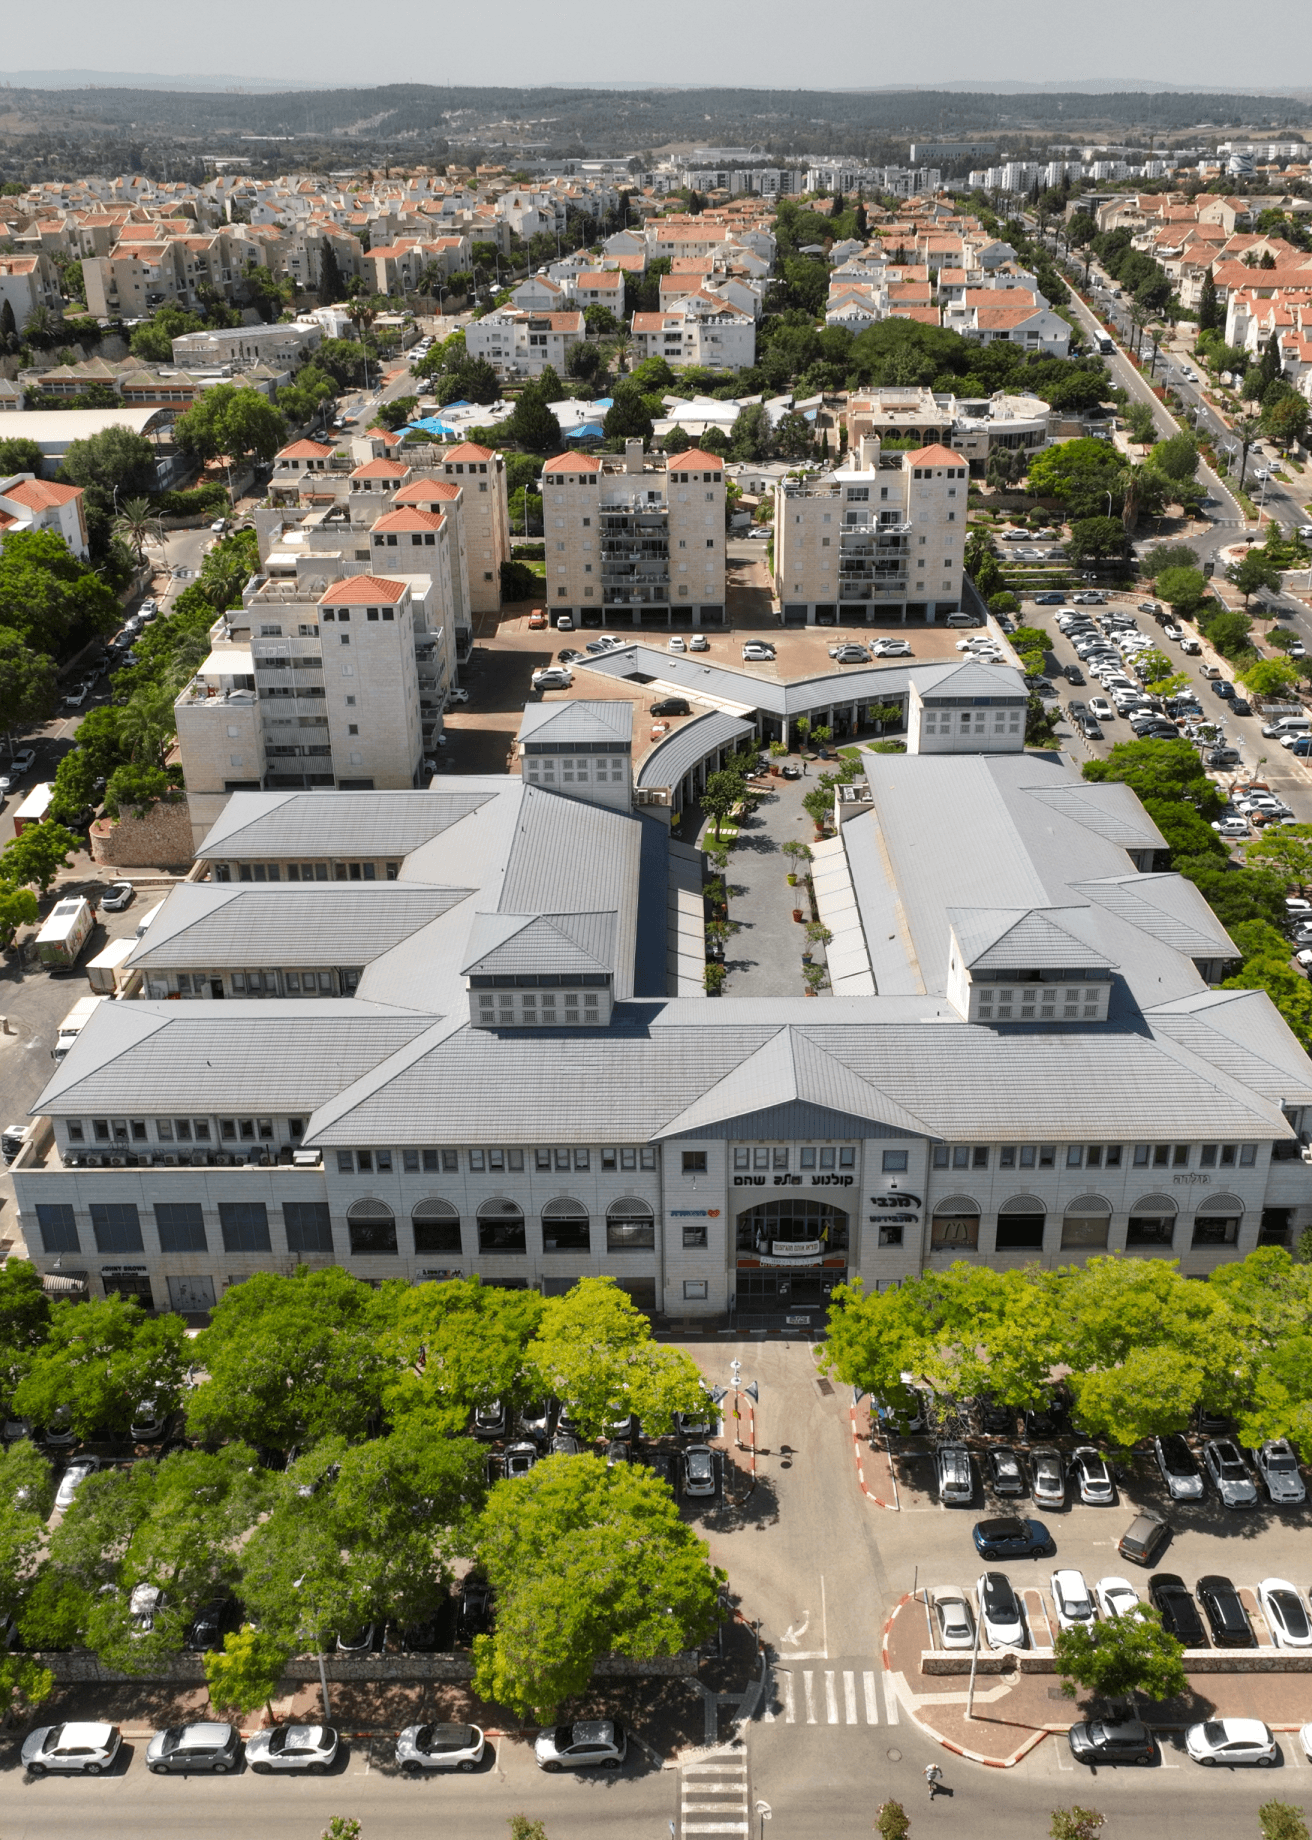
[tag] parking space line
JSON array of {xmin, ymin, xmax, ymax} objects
[
  {"xmin": 803, "ymin": 1670, "xmax": 816, "ymax": 1724},
  {"xmin": 864, "ymin": 1671, "xmax": 879, "ymax": 1725},
  {"xmin": 782, "ymin": 1671, "xmax": 795, "ymax": 1724},
  {"xmin": 824, "ymin": 1671, "xmax": 838, "ymax": 1724}
]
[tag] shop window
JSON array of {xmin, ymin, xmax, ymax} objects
[
  {"xmin": 412, "ymin": 1199, "xmax": 461, "ymax": 1255},
  {"xmin": 346, "ymin": 1199, "xmax": 397, "ymax": 1255}
]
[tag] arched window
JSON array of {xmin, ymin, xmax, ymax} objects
[
  {"xmin": 347, "ymin": 1198, "xmax": 397, "ymax": 1256},
  {"xmin": 477, "ymin": 1197, "xmax": 525, "ymax": 1254},
  {"xmin": 543, "ymin": 1198, "xmax": 590, "ymax": 1253},
  {"xmin": 412, "ymin": 1198, "xmax": 461, "ymax": 1256},
  {"xmin": 607, "ymin": 1198, "xmax": 654, "ymax": 1252},
  {"xmin": 1127, "ymin": 1193, "xmax": 1177, "ymax": 1248},
  {"xmin": 1061, "ymin": 1194, "xmax": 1111, "ymax": 1250},
  {"xmin": 931, "ymin": 1196, "xmax": 979, "ymax": 1251},
  {"xmin": 996, "ymin": 1194, "xmax": 1045, "ymax": 1252},
  {"xmin": 735, "ymin": 1197, "xmax": 849, "ymax": 1255},
  {"xmin": 1192, "ymin": 1194, "xmax": 1244, "ymax": 1248}
]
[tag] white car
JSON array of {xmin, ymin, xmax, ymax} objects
[
  {"xmin": 1214, "ymin": 816, "xmax": 1249, "ymax": 839},
  {"xmin": 1258, "ymin": 1579, "xmax": 1312, "ymax": 1649},
  {"xmin": 668, "ymin": 635, "xmax": 687, "ymax": 652},
  {"xmin": 531, "ymin": 668, "xmax": 573, "ymax": 691},
  {"xmin": 22, "ymin": 1721, "xmax": 122, "ymax": 1776},
  {"xmin": 534, "ymin": 1718, "xmax": 627, "ymax": 1772},
  {"xmin": 977, "ymin": 1571, "xmax": 1026, "ymax": 1649},
  {"xmin": 447, "ymin": 688, "xmax": 470, "ymax": 705},
  {"xmin": 1186, "ymin": 1718, "xmax": 1277, "ymax": 1768},
  {"xmin": 54, "ymin": 1455, "xmax": 99, "ymax": 1510},
  {"xmin": 396, "ymin": 1721, "xmax": 486, "ymax": 1771},
  {"xmin": 932, "ymin": 1590, "xmax": 977, "ymax": 1650},
  {"xmin": 1050, "ymin": 1569, "xmax": 1096, "ymax": 1631},
  {"xmin": 1094, "ymin": 1577, "xmax": 1142, "ymax": 1622},
  {"xmin": 870, "ymin": 639, "xmax": 913, "ymax": 657},
  {"xmin": 1087, "ymin": 698, "xmax": 1114, "ymax": 722},
  {"xmin": 246, "ymin": 1723, "xmax": 340, "ymax": 1774},
  {"xmin": 742, "ymin": 642, "xmax": 776, "ymax": 661},
  {"xmin": 689, "ymin": 634, "xmax": 710, "ymax": 651}
]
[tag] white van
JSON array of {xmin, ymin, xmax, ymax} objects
[
  {"xmin": 135, "ymin": 899, "xmax": 164, "ymax": 939},
  {"xmin": 1266, "ymin": 717, "xmax": 1311, "ymax": 740}
]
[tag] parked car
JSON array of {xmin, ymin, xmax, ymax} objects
[
  {"xmin": 976, "ymin": 1570, "xmax": 1026, "ymax": 1648},
  {"xmin": 870, "ymin": 638, "xmax": 913, "ymax": 658},
  {"xmin": 977, "ymin": 1396, "xmax": 1016, "ymax": 1436},
  {"xmin": 1094, "ymin": 1577, "xmax": 1142, "ymax": 1622},
  {"xmin": 1070, "ymin": 1447, "xmax": 1115, "ymax": 1505},
  {"xmin": 932, "ymin": 1590, "xmax": 976, "ymax": 1650},
  {"xmin": 185, "ymin": 1597, "xmax": 241, "ymax": 1652},
  {"xmin": 688, "ymin": 633, "xmax": 710, "ymax": 652},
  {"xmin": 650, "ymin": 698, "xmax": 691, "ymax": 717},
  {"xmin": 1064, "ymin": 664, "xmax": 1085, "ymax": 685},
  {"xmin": 1030, "ymin": 1448, "xmax": 1065, "ymax": 1510},
  {"xmin": 1149, "ymin": 1573, "xmax": 1206, "ymax": 1645},
  {"xmin": 531, "ymin": 668, "xmax": 573, "ymax": 691},
  {"xmin": 527, "ymin": 609, "xmax": 548, "ymax": 629},
  {"xmin": 503, "ymin": 1441, "xmax": 538, "ymax": 1479},
  {"xmin": 1118, "ymin": 1510, "xmax": 1171, "ymax": 1568},
  {"xmin": 99, "ymin": 881, "xmax": 135, "ymax": 913},
  {"xmin": 741, "ymin": 642, "xmax": 776, "ymax": 661},
  {"xmin": 1068, "ymin": 1717, "xmax": 1155, "ymax": 1767},
  {"xmin": 1197, "ymin": 1574, "xmax": 1255, "ymax": 1647},
  {"xmin": 1201, "ymin": 1438, "xmax": 1258, "ymax": 1509},
  {"xmin": 1258, "ymin": 1578, "xmax": 1312, "ymax": 1649},
  {"xmin": 54, "ymin": 1455, "xmax": 99, "ymax": 1511},
  {"xmin": 1185, "ymin": 1718, "xmax": 1276, "ymax": 1768},
  {"xmin": 936, "ymin": 1443, "xmax": 973, "ymax": 1505},
  {"xmin": 534, "ymin": 1718, "xmax": 626, "ymax": 1772},
  {"xmin": 470, "ymin": 1401, "xmax": 507, "ymax": 1441},
  {"xmin": 986, "ymin": 1447, "xmax": 1026, "ymax": 1497},
  {"xmin": 1050, "ymin": 1568, "xmax": 1096, "ymax": 1631},
  {"xmin": 971, "ymin": 1516, "xmax": 1052, "ymax": 1558},
  {"xmin": 1256, "ymin": 1438, "xmax": 1306, "ymax": 1505},
  {"xmin": 1153, "ymin": 1434, "xmax": 1204, "ymax": 1501},
  {"xmin": 518, "ymin": 1399, "xmax": 555, "ymax": 1445},
  {"xmin": 246, "ymin": 1723, "xmax": 339, "ymax": 1773},
  {"xmin": 146, "ymin": 1722, "xmax": 241, "ymax": 1775},
  {"xmin": 668, "ymin": 634, "xmax": 687, "ymax": 652},
  {"xmin": 683, "ymin": 1444, "xmax": 716, "ymax": 1498},
  {"xmin": 396, "ymin": 1722, "xmax": 486, "ymax": 1772},
  {"xmin": 831, "ymin": 644, "xmax": 870, "ymax": 664},
  {"xmin": 22, "ymin": 1721, "xmax": 122, "ymax": 1776},
  {"xmin": 455, "ymin": 1578, "xmax": 494, "ymax": 1643}
]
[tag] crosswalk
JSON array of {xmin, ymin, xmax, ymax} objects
[
  {"xmin": 680, "ymin": 1750, "xmax": 750, "ymax": 1836},
  {"xmin": 766, "ymin": 1664, "xmax": 900, "ymax": 1727}
]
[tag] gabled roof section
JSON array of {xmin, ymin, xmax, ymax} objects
[
  {"xmin": 1071, "ymin": 874, "xmax": 1237, "ymax": 958},
  {"xmin": 518, "ymin": 700, "xmax": 633, "ymax": 746},
  {"xmin": 655, "ymin": 1025, "xmax": 934, "ymax": 1140},
  {"xmin": 906, "ymin": 443, "xmax": 964, "ymax": 466},
  {"xmin": 1148, "ymin": 986, "xmax": 1312, "ymax": 1108},
  {"xmin": 393, "ymin": 478, "xmax": 460, "ymax": 503},
  {"xmin": 319, "ymin": 574, "xmax": 407, "ymax": 605},
  {"xmin": 919, "ymin": 660, "xmax": 1027, "ymax": 700},
  {"xmin": 1020, "ymin": 781, "xmax": 1167, "ymax": 851},
  {"xmin": 126, "ymin": 883, "xmax": 473, "ymax": 970},
  {"xmin": 949, "ymin": 906, "xmax": 1117, "ymax": 973},
  {"xmin": 460, "ymin": 910, "xmax": 618, "ymax": 977},
  {"xmin": 195, "ymin": 788, "xmax": 500, "ymax": 860}
]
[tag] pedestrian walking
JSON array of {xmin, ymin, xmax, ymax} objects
[
  {"xmin": 801, "ymin": 758, "xmax": 808, "ymax": 775},
  {"xmin": 924, "ymin": 1762, "xmax": 944, "ymax": 1800}
]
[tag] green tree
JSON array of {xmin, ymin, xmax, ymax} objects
[
  {"xmin": 701, "ymin": 768, "xmax": 743, "ymax": 843},
  {"xmin": 1065, "ymin": 517, "xmax": 1127, "ymax": 565},
  {"xmin": 1265, "ymin": 393, "xmax": 1310, "ymax": 451},
  {"xmin": 1026, "ymin": 438, "xmax": 1127, "ymax": 518},
  {"xmin": 1227, "ymin": 548, "xmax": 1285, "ymax": 609},
  {"xmin": 1050, "ymin": 1810, "xmax": 1106, "ymax": 1840},
  {"xmin": 1198, "ymin": 267, "xmax": 1222, "ymax": 333},
  {"xmin": 875, "ymin": 1804, "xmax": 910, "ymax": 1840},
  {"xmin": 1259, "ymin": 1804, "xmax": 1310, "ymax": 1840},
  {"xmin": 58, "ymin": 424, "xmax": 157, "ymax": 558},
  {"xmin": 774, "ymin": 410, "xmax": 814, "ymax": 459},
  {"xmin": 1124, "ymin": 400, "xmax": 1156, "ymax": 445},
  {"xmin": 729, "ymin": 403, "xmax": 773, "ymax": 463},
  {"xmin": 0, "ymin": 529, "xmax": 121, "ymax": 648},
  {"xmin": 317, "ymin": 242, "xmax": 346, "ymax": 306},
  {"xmin": 0, "ymin": 821, "xmax": 82, "ymax": 892},
  {"xmin": 1247, "ymin": 825, "xmax": 1312, "ymax": 892},
  {"xmin": 204, "ymin": 1624, "xmax": 292, "ymax": 1723},
  {"xmin": 1083, "ymin": 738, "xmax": 1223, "ymax": 819},
  {"xmin": 173, "ymin": 385, "xmax": 287, "ymax": 465},
  {"xmin": 472, "ymin": 1452, "xmax": 724, "ymax": 1719},
  {"xmin": 111, "ymin": 494, "xmax": 156, "ymax": 564},
  {"xmin": 1141, "ymin": 542, "xmax": 1199, "ymax": 582},
  {"xmin": 0, "ymin": 883, "xmax": 38, "ymax": 948},
  {"xmin": 509, "ymin": 1819, "xmax": 550, "ymax": 1840},
  {"xmin": 1150, "ymin": 430, "xmax": 1199, "ymax": 483},
  {"xmin": 128, "ymin": 304, "xmax": 204, "ymax": 364},
  {"xmin": 1055, "ymin": 1604, "xmax": 1188, "ymax": 1703},
  {"xmin": 186, "ymin": 1266, "xmax": 399, "ymax": 1450},
  {"xmin": 382, "ymin": 1276, "xmax": 546, "ymax": 1435},
  {"xmin": 526, "ymin": 1277, "xmax": 707, "ymax": 1441},
  {"xmin": 1237, "ymin": 657, "xmax": 1298, "ymax": 697},
  {"xmin": 0, "ymin": 435, "xmax": 45, "ymax": 476},
  {"xmin": 1204, "ymin": 609, "xmax": 1254, "ymax": 657},
  {"xmin": 602, "ymin": 383, "xmax": 654, "ymax": 445},
  {"xmin": 0, "ymin": 629, "xmax": 58, "ymax": 744},
  {"xmin": 13, "ymin": 1294, "xmax": 188, "ymax": 1439},
  {"xmin": 1233, "ymin": 413, "xmax": 1262, "ymax": 491},
  {"xmin": 506, "ymin": 375, "xmax": 564, "ymax": 455}
]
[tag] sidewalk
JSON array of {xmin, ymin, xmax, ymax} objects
[{"xmin": 883, "ymin": 1594, "xmax": 1312, "ymax": 1768}]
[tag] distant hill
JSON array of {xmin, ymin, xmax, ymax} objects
[{"xmin": 0, "ymin": 68, "xmax": 319, "ymax": 92}]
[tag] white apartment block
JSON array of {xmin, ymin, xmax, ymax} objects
[
  {"xmin": 0, "ymin": 254, "xmax": 63, "ymax": 331},
  {"xmin": 464, "ymin": 307, "xmax": 586, "ymax": 378},
  {"xmin": 0, "ymin": 476, "xmax": 88, "ymax": 560},
  {"xmin": 630, "ymin": 294, "xmax": 755, "ymax": 371},
  {"xmin": 172, "ymin": 323, "xmax": 322, "ymax": 370},
  {"xmin": 773, "ymin": 442, "xmax": 968, "ymax": 625},
  {"xmin": 541, "ymin": 440, "xmax": 726, "ymax": 630}
]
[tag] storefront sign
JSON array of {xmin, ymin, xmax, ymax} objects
[
  {"xmin": 100, "ymin": 1265, "xmax": 147, "ymax": 1273},
  {"xmin": 869, "ymin": 1193, "xmax": 922, "ymax": 1209},
  {"xmin": 671, "ymin": 1208, "xmax": 720, "ymax": 1216},
  {"xmin": 810, "ymin": 1173, "xmax": 853, "ymax": 1187},
  {"xmin": 771, "ymin": 1239, "xmax": 822, "ymax": 1257},
  {"xmin": 1173, "ymin": 1173, "xmax": 1211, "ymax": 1186}
]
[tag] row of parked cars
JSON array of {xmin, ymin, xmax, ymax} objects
[
  {"xmin": 936, "ymin": 1430, "xmax": 1306, "ymax": 1511},
  {"xmin": 469, "ymin": 1394, "xmax": 720, "ymax": 1500}
]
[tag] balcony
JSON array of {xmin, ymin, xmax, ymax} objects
[
  {"xmin": 603, "ymin": 588, "xmax": 668, "ymax": 607},
  {"xmin": 23, "ymin": 1126, "xmax": 323, "ymax": 1174}
]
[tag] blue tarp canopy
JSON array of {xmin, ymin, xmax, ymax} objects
[
  {"xmin": 404, "ymin": 416, "xmax": 459, "ymax": 437},
  {"xmin": 566, "ymin": 423, "xmax": 606, "ymax": 439}
]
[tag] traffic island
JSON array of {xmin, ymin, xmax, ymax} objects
[{"xmin": 882, "ymin": 1593, "xmax": 1312, "ymax": 1769}]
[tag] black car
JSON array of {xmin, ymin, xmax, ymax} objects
[
  {"xmin": 1068, "ymin": 1718, "xmax": 1155, "ymax": 1767},
  {"xmin": 1197, "ymin": 1574, "xmax": 1254, "ymax": 1648},
  {"xmin": 1231, "ymin": 697, "xmax": 1252, "ymax": 716},
  {"xmin": 186, "ymin": 1597, "xmax": 242, "ymax": 1652},
  {"xmin": 987, "ymin": 1447, "xmax": 1027, "ymax": 1497},
  {"xmin": 557, "ymin": 648, "xmax": 583, "ymax": 664},
  {"xmin": 398, "ymin": 1607, "xmax": 449, "ymax": 1652},
  {"xmin": 455, "ymin": 1579, "xmax": 495, "ymax": 1644},
  {"xmin": 972, "ymin": 1515, "xmax": 1053, "ymax": 1558},
  {"xmin": 1065, "ymin": 665, "xmax": 1085, "ymax": 685},
  {"xmin": 650, "ymin": 698, "xmax": 691, "ymax": 717},
  {"xmin": 1149, "ymin": 1573, "xmax": 1207, "ymax": 1645},
  {"xmin": 977, "ymin": 1396, "xmax": 1017, "ymax": 1436}
]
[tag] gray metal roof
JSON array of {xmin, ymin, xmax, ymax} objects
[
  {"xmin": 461, "ymin": 911, "xmax": 617, "ymax": 977},
  {"xmin": 916, "ymin": 660, "xmax": 1028, "ymax": 702},
  {"xmin": 636, "ymin": 709, "xmax": 756, "ymax": 791},
  {"xmin": 126, "ymin": 884, "xmax": 472, "ymax": 970},
  {"xmin": 496, "ymin": 786, "xmax": 641, "ymax": 1001},
  {"xmin": 948, "ymin": 907, "xmax": 1117, "ymax": 973},
  {"xmin": 1020, "ymin": 781, "xmax": 1166, "ymax": 851},
  {"xmin": 195, "ymin": 787, "xmax": 501, "ymax": 860},
  {"xmin": 518, "ymin": 700, "xmax": 633, "ymax": 747},
  {"xmin": 578, "ymin": 642, "xmax": 1028, "ymax": 721},
  {"xmin": 33, "ymin": 1002, "xmax": 437, "ymax": 1117},
  {"xmin": 1071, "ymin": 875, "xmax": 1237, "ymax": 959}
]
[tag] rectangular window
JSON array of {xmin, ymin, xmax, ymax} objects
[
  {"xmin": 349, "ymin": 1218, "xmax": 398, "ymax": 1256},
  {"xmin": 574, "ymin": 1149, "xmax": 590, "ymax": 1171},
  {"xmin": 1240, "ymin": 1144, "xmax": 1257, "ymax": 1166},
  {"xmin": 971, "ymin": 1147, "xmax": 988, "ymax": 1170},
  {"xmin": 1133, "ymin": 1144, "xmax": 1151, "ymax": 1167},
  {"xmin": 1173, "ymin": 1145, "xmax": 1189, "ymax": 1167},
  {"xmin": 682, "ymin": 1150, "xmax": 708, "ymax": 1172},
  {"xmin": 641, "ymin": 1148, "xmax": 656, "ymax": 1171},
  {"xmin": 999, "ymin": 1147, "xmax": 1016, "ymax": 1168},
  {"xmin": 882, "ymin": 1149, "xmax": 908, "ymax": 1173},
  {"xmin": 1104, "ymin": 1145, "xmax": 1122, "ymax": 1167},
  {"xmin": 1152, "ymin": 1145, "xmax": 1170, "ymax": 1167},
  {"xmin": 1066, "ymin": 1146, "xmax": 1082, "ymax": 1168},
  {"xmin": 682, "ymin": 1222, "xmax": 708, "ymax": 1248},
  {"xmin": 772, "ymin": 1148, "xmax": 789, "ymax": 1170},
  {"xmin": 414, "ymin": 1215, "xmax": 461, "ymax": 1254},
  {"xmin": 753, "ymin": 1148, "xmax": 769, "ymax": 1170},
  {"xmin": 36, "ymin": 1203, "xmax": 79, "ymax": 1254},
  {"xmin": 403, "ymin": 1149, "xmax": 420, "ymax": 1173},
  {"xmin": 535, "ymin": 1148, "xmax": 552, "ymax": 1171},
  {"xmin": 800, "ymin": 1147, "xmax": 817, "ymax": 1168},
  {"xmin": 478, "ymin": 1215, "xmax": 526, "ymax": 1254},
  {"xmin": 90, "ymin": 1202, "xmax": 143, "ymax": 1253},
  {"xmin": 469, "ymin": 1149, "xmax": 486, "ymax": 1172},
  {"xmin": 155, "ymin": 1202, "xmax": 207, "ymax": 1253},
  {"xmin": 1127, "ymin": 1216, "xmax": 1175, "ymax": 1247},
  {"xmin": 542, "ymin": 1214, "xmax": 589, "ymax": 1253},
  {"xmin": 218, "ymin": 1202, "xmax": 271, "ymax": 1253},
  {"xmin": 284, "ymin": 1202, "xmax": 333, "ymax": 1253},
  {"xmin": 337, "ymin": 1149, "xmax": 353, "ymax": 1173},
  {"xmin": 1192, "ymin": 1215, "xmax": 1240, "ymax": 1247},
  {"xmin": 995, "ymin": 1215, "xmax": 1045, "ymax": 1251},
  {"xmin": 602, "ymin": 1148, "xmax": 618, "ymax": 1171},
  {"xmin": 1219, "ymin": 1145, "xmax": 1236, "ymax": 1167},
  {"xmin": 608, "ymin": 1217, "xmax": 656, "ymax": 1251},
  {"xmin": 1038, "ymin": 1146, "xmax": 1055, "ymax": 1168},
  {"xmin": 1061, "ymin": 1216, "xmax": 1109, "ymax": 1249}
]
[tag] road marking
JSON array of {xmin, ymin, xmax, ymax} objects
[
  {"xmin": 821, "ymin": 1573, "xmax": 828, "ymax": 1657},
  {"xmin": 781, "ymin": 1612, "xmax": 810, "ymax": 1646},
  {"xmin": 844, "ymin": 1670, "xmax": 858, "ymax": 1724},
  {"xmin": 864, "ymin": 1670, "xmax": 879, "ymax": 1725},
  {"xmin": 803, "ymin": 1670, "xmax": 817, "ymax": 1724},
  {"xmin": 824, "ymin": 1670, "xmax": 838, "ymax": 1723},
  {"xmin": 680, "ymin": 1751, "xmax": 748, "ymax": 1838},
  {"xmin": 782, "ymin": 1671, "xmax": 795, "ymax": 1723},
  {"xmin": 882, "ymin": 1672, "xmax": 900, "ymax": 1726}
]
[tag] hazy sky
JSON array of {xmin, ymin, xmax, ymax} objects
[{"xmin": 19, "ymin": 0, "xmax": 1312, "ymax": 94}]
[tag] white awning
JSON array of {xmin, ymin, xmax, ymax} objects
[{"xmin": 198, "ymin": 648, "xmax": 254, "ymax": 677}]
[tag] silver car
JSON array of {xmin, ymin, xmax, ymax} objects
[
  {"xmin": 683, "ymin": 1444, "xmax": 716, "ymax": 1498},
  {"xmin": 146, "ymin": 1722, "xmax": 240, "ymax": 1774},
  {"xmin": 23, "ymin": 1721, "xmax": 121, "ymax": 1776},
  {"xmin": 534, "ymin": 1718, "xmax": 626, "ymax": 1772},
  {"xmin": 1202, "ymin": 1438, "xmax": 1258, "ymax": 1509},
  {"xmin": 1031, "ymin": 1447, "xmax": 1065, "ymax": 1510},
  {"xmin": 396, "ymin": 1721, "xmax": 486, "ymax": 1772},
  {"xmin": 246, "ymin": 1723, "xmax": 339, "ymax": 1773},
  {"xmin": 1256, "ymin": 1439, "xmax": 1306, "ymax": 1506},
  {"xmin": 54, "ymin": 1455, "xmax": 99, "ymax": 1510},
  {"xmin": 933, "ymin": 1590, "xmax": 976, "ymax": 1650}
]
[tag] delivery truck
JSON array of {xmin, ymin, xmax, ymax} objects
[
  {"xmin": 85, "ymin": 936, "xmax": 137, "ymax": 996},
  {"xmin": 35, "ymin": 896, "xmax": 94, "ymax": 969},
  {"xmin": 52, "ymin": 993, "xmax": 103, "ymax": 1061}
]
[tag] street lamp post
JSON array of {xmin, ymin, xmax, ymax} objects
[{"xmin": 965, "ymin": 1583, "xmax": 983, "ymax": 1721}]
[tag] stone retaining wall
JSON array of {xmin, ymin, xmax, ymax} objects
[
  {"xmin": 89, "ymin": 798, "xmax": 194, "ymax": 870},
  {"xmin": 922, "ymin": 1648, "xmax": 1312, "ymax": 1676}
]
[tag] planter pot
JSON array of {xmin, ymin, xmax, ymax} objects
[
  {"xmin": 770, "ymin": 765, "xmax": 780, "ymax": 777},
  {"xmin": 804, "ymin": 986, "xmax": 817, "ymax": 997},
  {"xmin": 792, "ymin": 908, "xmax": 804, "ymax": 923},
  {"xmin": 786, "ymin": 873, "xmax": 797, "ymax": 886},
  {"xmin": 801, "ymin": 951, "xmax": 813, "ymax": 965}
]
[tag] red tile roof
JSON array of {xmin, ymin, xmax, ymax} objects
[
  {"xmin": 671, "ymin": 451, "xmax": 725, "ymax": 471},
  {"xmin": 277, "ymin": 438, "xmax": 336, "ymax": 461},
  {"xmin": 0, "ymin": 477, "xmax": 81, "ymax": 509},
  {"xmin": 905, "ymin": 443, "xmax": 964, "ymax": 466},
  {"xmin": 371, "ymin": 508, "xmax": 446, "ymax": 532},
  {"xmin": 442, "ymin": 442, "xmax": 495, "ymax": 462},
  {"xmin": 393, "ymin": 478, "xmax": 461, "ymax": 504},
  {"xmin": 319, "ymin": 574, "xmax": 408, "ymax": 604},
  {"xmin": 351, "ymin": 459, "xmax": 411, "ymax": 479},
  {"xmin": 542, "ymin": 453, "xmax": 602, "ymax": 474}
]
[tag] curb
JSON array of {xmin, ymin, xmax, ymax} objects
[{"xmin": 850, "ymin": 1404, "xmax": 897, "ymax": 1509}]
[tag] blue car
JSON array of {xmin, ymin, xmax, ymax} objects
[{"xmin": 972, "ymin": 1515, "xmax": 1054, "ymax": 1558}]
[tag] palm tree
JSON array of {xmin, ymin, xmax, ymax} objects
[
  {"xmin": 611, "ymin": 332, "xmax": 631, "ymax": 376},
  {"xmin": 112, "ymin": 496, "xmax": 157, "ymax": 564},
  {"xmin": 1232, "ymin": 413, "xmax": 1262, "ymax": 491},
  {"xmin": 118, "ymin": 686, "xmax": 177, "ymax": 769}
]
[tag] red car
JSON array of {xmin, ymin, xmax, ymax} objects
[{"xmin": 527, "ymin": 608, "xmax": 548, "ymax": 630}]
